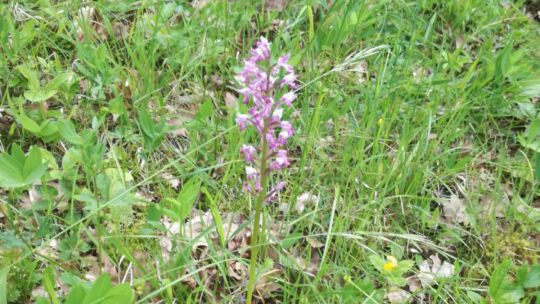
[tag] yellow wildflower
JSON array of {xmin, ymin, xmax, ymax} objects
[{"xmin": 383, "ymin": 255, "xmax": 398, "ymax": 272}]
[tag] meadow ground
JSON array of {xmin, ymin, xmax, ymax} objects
[{"xmin": 0, "ymin": 0, "xmax": 539, "ymax": 303}]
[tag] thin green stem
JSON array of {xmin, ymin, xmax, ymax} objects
[
  {"xmin": 92, "ymin": 175, "xmax": 103, "ymax": 275},
  {"xmin": 246, "ymin": 120, "xmax": 270, "ymax": 304}
]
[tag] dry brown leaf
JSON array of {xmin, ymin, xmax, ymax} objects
[
  {"xmin": 19, "ymin": 183, "xmax": 65, "ymax": 211},
  {"xmin": 227, "ymin": 260, "xmax": 248, "ymax": 281},
  {"xmin": 317, "ymin": 135, "xmax": 335, "ymax": 148},
  {"xmin": 202, "ymin": 268, "xmax": 218, "ymax": 288},
  {"xmin": 33, "ymin": 274, "xmax": 70, "ymax": 299},
  {"xmin": 112, "ymin": 22, "xmax": 129, "ymax": 39},
  {"xmin": 209, "ymin": 74, "xmax": 223, "ymax": 87},
  {"xmin": 31, "ymin": 286, "xmax": 48, "ymax": 300},
  {"xmin": 291, "ymin": 247, "xmax": 320, "ymax": 275},
  {"xmin": 211, "ymin": 156, "xmax": 225, "ymax": 179},
  {"xmin": 165, "ymin": 89, "xmax": 203, "ymax": 131},
  {"xmin": 84, "ymin": 255, "xmax": 119, "ymax": 281},
  {"xmin": 479, "ymin": 193, "xmax": 508, "ymax": 219},
  {"xmin": 352, "ymin": 60, "xmax": 368, "ymax": 84},
  {"xmin": 75, "ymin": 7, "xmax": 107, "ymax": 41},
  {"xmin": 325, "ymin": 118, "xmax": 334, "ymax": 130},
  {"xmin": 162, "ymin": 210, "xmax": 286, "ymax": 298},
  {"xmin": 160, "ymin": 172, "xmax": 180, "ymax": 189},
  {"xmin": 295, "ymin": 192, "xmax": 319, "ymax": 213},
  {"xmin": 224, "ymin": 91, "xmax": 237, "ymax": 108},
  {"xmin": 418, "ymin": 255, "xmax": 454, "ymax": 287},
  {"xmin": 255, "ymin": 269, "xmax": 282, "ymax": 299},
  {"xmin": 160, "ymin": 210, "xmax": 226, "ymax": 262},
  {"xmin": 79, "ymin": 79, "xmax": 91, "ymax": 93},
  {"xmin": 169, "ymin": 126, "xmax": 189, "ymax": 137},
  {"xmin": 36, "ymin": 239, "xmax": 58, "ymax": 260},
  {"xmin": 191, "ymin": 0, "xmax": 211, "ymax": 9},
  {"xmin": 31, "ymin": 278, "xmax": 70, "ymax": 302},
  {"xmin": 102, "ymin": 255, "xmax": 119, "ymax": 279},
  {"xmin": 183, "ymin": 211, "xmax": 214, "ymax": 249},
  {"xmin": 19, "ymin": 186, "xmax": 39, "ymax": 209},
  {"xmin": 225, "ymin": 214, "xmax": 251, "ymax": 257},
  {"xmin": 181, "ymin": 271, "xmax": 197, "ymax": 289},
  {"xmin": 160, "ymin": 216, "xmax": 180, "ymax": 262},
  {"xmin": 172, "ymin": 94, "xmax": 203, "ymax": 105},
  {"xmin": 159, "ymin": 236, "xmax": 173, "ymax": 262},
  {"xmin": 269, "ymin": 19, "xmax": 286, "ymax": 33},
  {"xmin": 279, "ymin": 202, "xmax": 290, "ymax": 213},
  {"xmin": 455, "ymin": 34, "xmax": 466, "ymax": 49},
  {"xmin": 441, "ymin": 194, "xmax": 471, "ymax": 225},
  {"xmin": 386, "ymin": 287, "xmax": 411, "ymax": 304},
  {"xmin": 407, "ymin": 275, "xmax": 421, "ymax": 292},
  {"xmin": 412, "ymin": 66, "xmax": 433, "ymax": 83},
  {"xmin": 306, "ymin": 236, "xmax": 324, "ymax": 248},
  {"xmin": 264, "ymin": 0, "xmax": 288, "ymax": 12}
]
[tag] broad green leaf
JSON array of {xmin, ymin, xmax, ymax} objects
[
  {"xmin": 156, "ymin": 202, "xmax": 180, "ymax": 221},
  {"xmin": 15, "ymin": 20, "xmax": 37, "ymax": 50},
  {"xmin": 394, "ymin": 260, "xmax": 414, "ymax": 274},
  {"xmin": 76, "ymin": 189, "xmax": 99, "ymax": 214},
  {"xmin": 517, "ymin": 102, "xmax": 537, "ymax": 118},
  {"xmin": 527, "ymin": 119, "xmax": 540, "ymax": 140},
  {"xmin": 23, "ymin": 162, "xmax": 48, "ymax": 186},
  {"xmin": 520, "ymin": 83, "xmax": 540, "ymax": 98},
  {"xmin": 58, "ymin": 120, "xmax": 85, "ymax": 145},
  {"xmin": 138, "ymin": 109, "xmax": 155, "ymax": 138},
  {"xmin": 175, "ymin": 176, "xmax": 201, "ymax": 222},
  {"xmin": 499, "ymin": 288, "xmax": 524, "ymax": 303},
  {"xmin": 489, "ymin": 259, "xmax": 511, "ymax": 297},
  {"xmin": 23, "ymin": 147, "xmax": 47, "ymax": 186},
  {"xmin": 0, "ymin": 231, "xmax": 26, "ymax": 249},
  {"xmin": 83, "ymin": 274, "xmax": 113, "ymax": 304},
  {"xmin": 520, "ymin": 119, "xmax": 540, "ymax": 153},
  {"xmin": 517, "ymin": 265, "xmax": 540, "ymax": 289},
  {"xmin": 109, "ymin": 97, "xmax": 125, "ymax": 116},
  {"xmin": 203, "ymin": 187, "xmax": 225, "ymax": 246},
  {"xmin": 520, "ymin": 137, "xmax": 540, "ymax": 153},
  {"xmin": 64, "ymin": 285, "xmax": 87, "ymax": 304},
  {"xmin": 467, "ymin": 291, "xmax": 483, "ymax": 303},
  {"xmin": 39, "ymin": 120, "xmax": 61, "ymax": 143},
  {"xmin": 23, "ymin": 147, "xmax": 43, "ymax": 177},
  {"xmin": 11, "ymin": 144, "xmax": 26, "ymax": 165},
  {"xmin": 147, "ymin": 204, "xmax": 162, "ymax": 222},
  {"xmin": 46, "ymin": 71, "xmax": 77, "ymax": 91},
  {"xmin": 16, "ymin": 64, "xmax": 40, "ymax": 90},
  {"xmin": 0, "ymin": 155, "xmax": 25, "ymax": 188},
  {"xmin": 387, "ymin": 275, "xmax": 408, "ymax": 287},
  {"xmin": 488, "ymin": 259, "xmax": 523, "ymax": 302},
  {"xmin": 18, "ymin": 114, "xmax": 42, "ymax": 134},
  {"xmin": 368, "ymin": 255, "xmax": 386, "ymax": 271},
  {"xmin": 24, "ymin": 89, "xmax": 58, "ymax": 102},
  {"xmin": 100, "ymin": 284, "xmax": 134, "ymax": 304},
  {"xmin": 0, "ymin": 144, "xmax": 49, "ymax": 188},
  {"xmin": 494, "ymin": 42, "xmax": 511, "ymax": 83}
]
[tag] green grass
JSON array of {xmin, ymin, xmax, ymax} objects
[{"xmin": 0, "ymin": 0, "xmax": 539, "ymax": 303}]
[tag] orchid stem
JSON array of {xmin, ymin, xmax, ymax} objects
[{"xmin": 246, "ymin": 121, "xmax": 270, "ymax": 304}]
